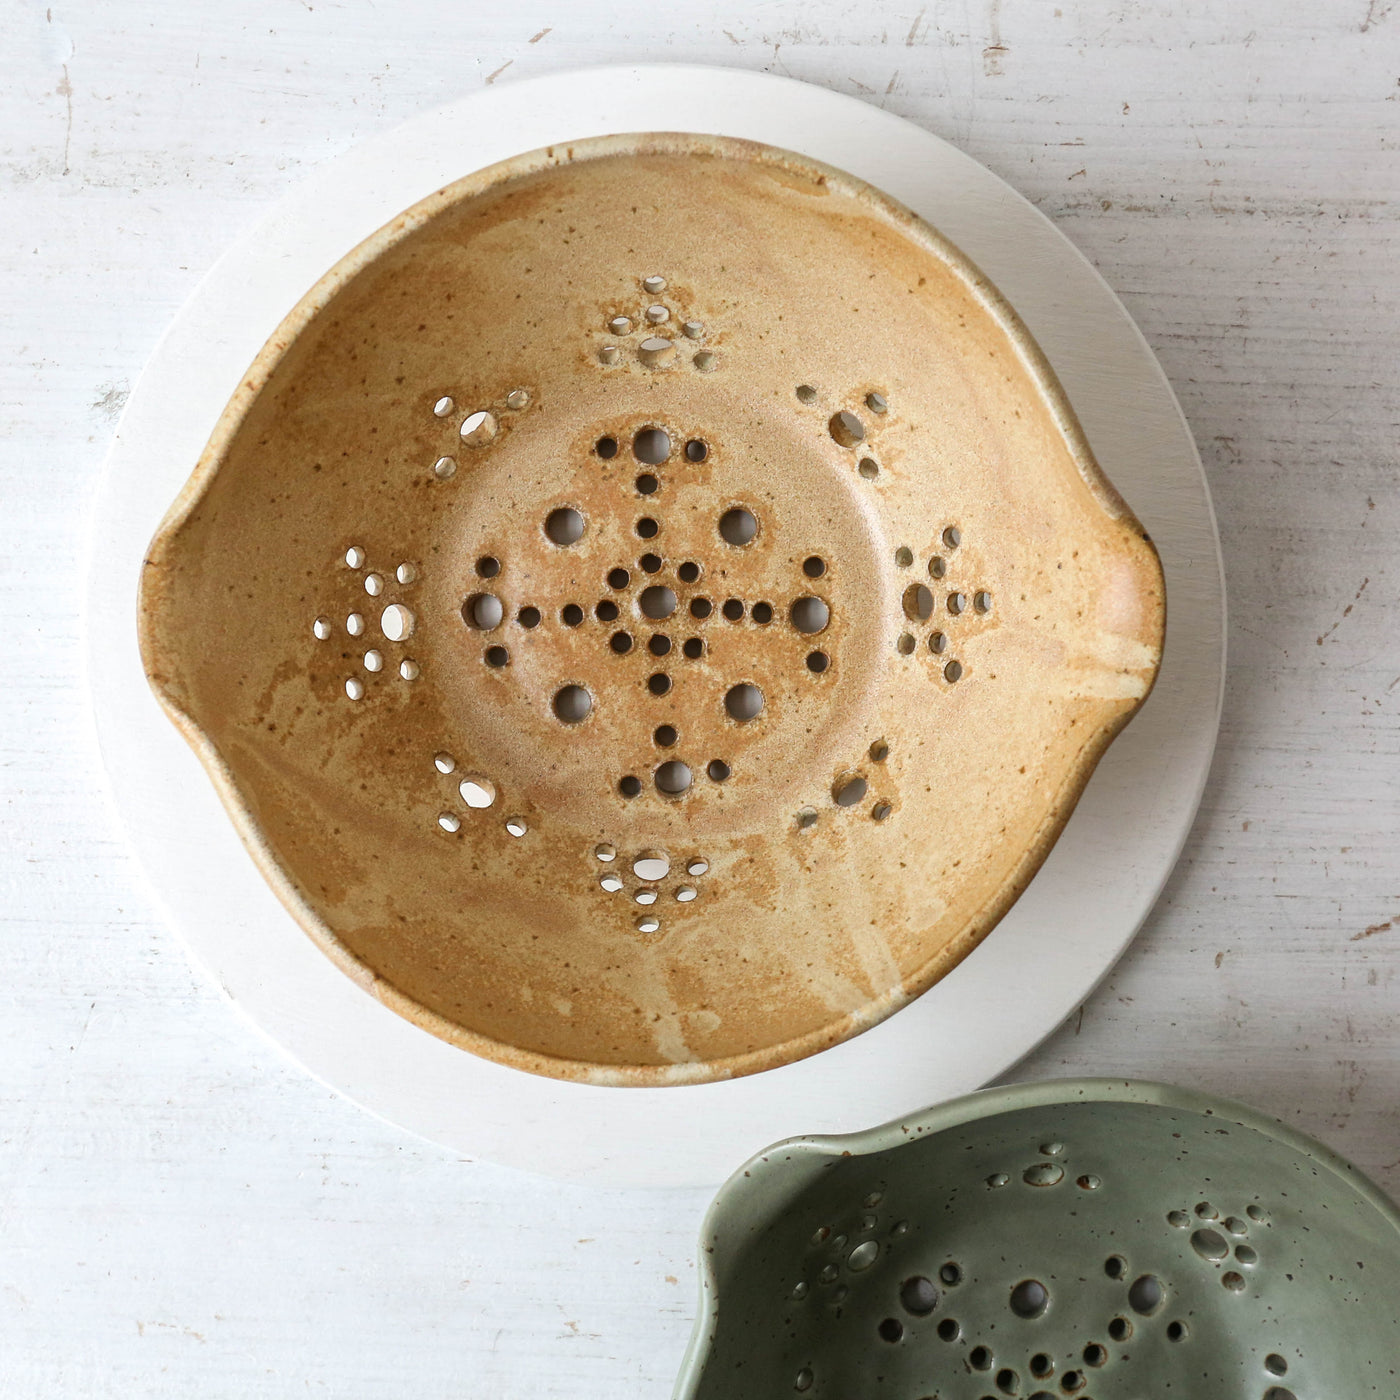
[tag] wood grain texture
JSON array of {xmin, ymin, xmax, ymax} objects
[{"xmin": 2, "ymin": 1, "xmax": 1397, "ymax": 1395}]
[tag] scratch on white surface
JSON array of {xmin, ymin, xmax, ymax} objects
[
  {"xmin": 529, "ymin": 26, "xmax": 552, "ymax": 43},
  {"xmin": 984, "ymin": 0, "xmax": 1008, "ymax": 75},
  {"xmin": 1352, "ymin": 919, "xmax": 1393, "ymax": 941},
  {"xmin": 1316, "ymin": 577, "xmax": 1370, "ymax": 646},
  {"xmin": 57, "ymin": 64, "xmax": 72, "ymax": 175},
  {"xmin": 90, "ymin": 381, "xmax": 128, "ymax": 421},
  {"xmin": 906, "ymin": 9, "xmax": 927, "ymax": 44},
  {"xmin": 42, "ymin": 4, "xmax": 77, "ymax": 180},
  {"xmin": 135, "ymin": 1319, "xmax": 206, "ymax": 1343},
  {"xmin": 485, "ymin": 59, "xmax": 513, "ymax": 84},
  {"xmin": 1360, "ymin": 0, "xmax": 1394, "ymax": 30}
]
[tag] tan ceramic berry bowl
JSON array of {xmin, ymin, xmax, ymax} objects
[{"xmin": 138, "ymin": 132, "xmax": 1164, "ymax": 1086}]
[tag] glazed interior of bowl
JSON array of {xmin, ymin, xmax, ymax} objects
[
  {"xmin": 676, "ymin": 1079, "xmax": 1400, "ymax": 1398},
  {"xmin": 139, "ymin": 133, "xmax": 1163, "ymax": 1085}
]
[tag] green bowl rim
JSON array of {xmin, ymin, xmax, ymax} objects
[{"xmin": 673, "ymin": 1076, "xmax": 1400, "ymax": 1398}]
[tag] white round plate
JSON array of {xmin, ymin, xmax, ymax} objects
[{"xmin": 86, "ymin": 65, "xmax": 1223, "ymax": 1188}]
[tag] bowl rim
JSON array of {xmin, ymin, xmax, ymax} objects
[
  {"xmin": 674, "ymin": 1076, "xmax": 1400, "ymax": 1397},
  {"xmin": 137, "ymin": 130, "xmax": 1165, "ymax": 1088}
]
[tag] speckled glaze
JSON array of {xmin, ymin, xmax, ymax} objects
[
  {"xmin": 138, "ymin": 134, "xmax": 1163, "ymax": 1085},
  {"xmin": 674, "ymin": 1079, "xmax": 1400, "ymax": 1398}
]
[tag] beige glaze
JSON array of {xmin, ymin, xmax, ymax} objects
[{"xmin": 139, "ymin": 134, "xmax": 1164, "ymax": 1085}]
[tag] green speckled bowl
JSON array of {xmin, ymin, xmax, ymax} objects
[{"xmin": 674, "ymin": 1079, "xmax": 1400, "ymax": 1400}]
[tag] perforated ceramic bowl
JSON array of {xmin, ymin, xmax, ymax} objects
[
  {"xmin": 674, "ymin": 1079, "xmax": 1400, "ymax": 1399},
  {"xmin": 138, "ymin": 133, "xmax": 1164, "ymax": 1085}
]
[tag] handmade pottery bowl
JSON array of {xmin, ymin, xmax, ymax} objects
[
  {"xmin": 139, "ymin": 134, "xmax": 1164, "ymax": 1084},
  {"xmin": 674, "ymin": 1078, "xmax": 1400, "ymax": 1397}
]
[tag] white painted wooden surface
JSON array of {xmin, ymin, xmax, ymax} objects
[{"xmin": 2, "ymin": 3, "xmax": 1397, "ymax": 1395}]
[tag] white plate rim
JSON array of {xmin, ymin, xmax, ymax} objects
[{"xmin": 84, "ymin": 63, "xmax": 1225, "ymax": 1188}]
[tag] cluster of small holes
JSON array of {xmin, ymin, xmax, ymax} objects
[
  {"xmin": 886, "ymin": 531, "xmax": 994, "ymax": 681},
  {"xmin": 428, "ymin": 389, "xmax": 529, "ymax": 475},
  {"xmin": 596, "ymin": 276, "xmax": 715, "ymax": 372},
  {"xmin": 794, "ymin": 384, "xmax": 894, "ymax": 480},
  {"xmin": 431, "ymin": 754, "xmax": 529, "ymax": 839},
  {"xmin": 321, "ymin": 548, "xmax": 422, "ymax": 694},
  {"xmin": 1072, "ymin": 1225, "xmax": 1199, "ymax": 1358},
  {"xmin": 421, "ymin": 375, "xmax": 1022, "ymax": 901},
  {"xmin": 471, "ymin": 426, "xmax": 763, "ymax": 796},
  {"xmin": 590, "ymin": 845, "xmax": 710, "ymax": 923},
  {"xmin": 788, "ymin": 740, "xmax": 894, "ymax": 829},
  {"xmin": 457, "ymin": 428, "xmax": 866, "ymax": 811},
  {"xmin": 789, "ymin": 1194, "xmax": 1172, "ymax": 1400},
  {"xmin": 1171, "ymin": 1196, "xmax": 1268, "ymax": 1298},
  {"xmin": 946, "ymin": 1140, "xmax": 1255, "ymax": 1392}
]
